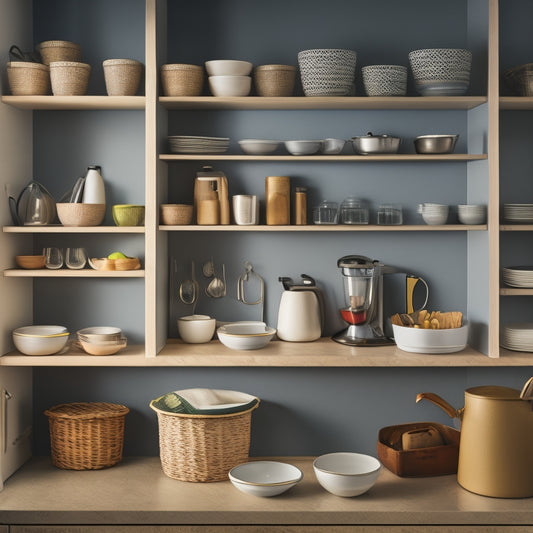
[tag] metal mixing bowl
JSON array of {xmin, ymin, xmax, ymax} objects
[
  {"xmin": 414, "ymin": 134, "xmax": 459, "ymax": 154},
  {"xmin": 351, "ymin": 132, "xmax": 400, "ymax": 154}
]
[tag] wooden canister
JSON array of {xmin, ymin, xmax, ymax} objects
[{"xmin": 266, "ymin": 176, "xmax": 290, "ymax": 225}]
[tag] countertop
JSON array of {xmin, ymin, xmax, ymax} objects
[{"xmin": 0, "ymin": 457, "xmax": 532, "ymax": 525}]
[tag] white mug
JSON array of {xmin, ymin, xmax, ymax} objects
[{"xmin": 232, "ymin": 195, "xmax": 259, "ymax": 225}]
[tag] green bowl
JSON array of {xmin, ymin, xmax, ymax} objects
[{"xmin": 112, "ymin": 204, "xmax": 145, "ymax": 226}]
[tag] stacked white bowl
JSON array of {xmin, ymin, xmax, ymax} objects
[
  {"xmin": 206, "ymin": 60, "xmax": 253, "ymax": 96},
  {"xmin": 408, "ymin": 48, "xmax": 472, "ymax": 96},
  {"xmin": 457, "ymin": 204, "xmax": 486, "ymax": 225},
  {"xmin": 298, "ymin": 49, "xmax": 357, "ymax": 96},
  {"xmin": 418, "ymin": 203, "xmax": 449, "ymax": 225},
  {"xmin": 361, "ymin": 65, "xmax": 407, "ymax": 96}
]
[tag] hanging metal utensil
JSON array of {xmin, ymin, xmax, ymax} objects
[
  {"xmin": 179, "ymin": 261, "xmax": 198, "ymax": 307},
  {"xmin": 237, "ymin": 261, "xmax": 265, "ymax": 321},
  {"xmin": 206, "ymin": 262, "xmax": 226, "ymax": 298},
  {"xmin": 191, "ymin": 260, "xmax": 199, "ymax": 314},
  {"xmin": 203, "ymin": 257, "xmax": 215, "ymax": 278}
]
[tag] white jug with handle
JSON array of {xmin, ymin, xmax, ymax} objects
[{"xmin": 82, "ymin": 165, "xmax": 105, "ymax": 205}]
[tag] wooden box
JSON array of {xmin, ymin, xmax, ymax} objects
[{"xmin": 377, "ymin": 422, "xmax": 460, "ymax": 477}]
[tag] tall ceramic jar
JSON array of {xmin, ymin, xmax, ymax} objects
[{"xmin": 82, "ymin": 165, "xmax": 106, "ymax": 204}]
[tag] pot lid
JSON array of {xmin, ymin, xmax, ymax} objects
[{"xmin": 466, "ymin": 385, "xmax": 521, "ymax": 400}]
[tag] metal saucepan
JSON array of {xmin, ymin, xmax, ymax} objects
[{"xmin": 350, "ymin": 132, "xmax": 401, "ymax": 155}]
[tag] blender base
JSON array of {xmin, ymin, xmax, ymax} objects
[{"xmin": 332, "ymin": 328, "xmax": 395, "ymax": 346}]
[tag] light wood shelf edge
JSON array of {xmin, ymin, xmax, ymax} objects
[
  {"xmin": 500, "ymin": 96, "xmax": 533, "ymax": 110},
  {"xmin": 2, "ymin": 226, "xmax": 145, "ymax": 234},
  {"xmin": 2, "ymin": 269, "xmax": 145, "ymax": 278},
  {"xmin": 160, "ymin": 154, "xmax": 487, "ymax": 162},
  {"xmin": 500, "ymin": 287, "xmax": 533, "ymax": 295},
  {"xmin": 1, "ymin": 95, "xmax": 146, "ymax": 110}
]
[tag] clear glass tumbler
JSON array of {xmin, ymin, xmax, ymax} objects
[
  {"xmin": 377, "ymin": 204, "xmax": 403, "ymax": 225},
  {"xmin": 65, "ymin": 247, "xmax": 87, "ymax": 269},
  {"xmin": 43, "ymin": 247, "xmax": 64, "ymax": 269}
]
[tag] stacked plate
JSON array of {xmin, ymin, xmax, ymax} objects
[
  {"xmin": 503, "ymin": 204, "xmax": 533, "ymax": 223},
  {"xmin": 501, "ymin": 322, "xmax": 533, "ymax": 352},
  {"xmin": 168, "ymin": 135, "xmax": 229, "ymax": 154},
  {"xmin": 502, "ymin": 266, "xmax": 533, "ymax": 288}
]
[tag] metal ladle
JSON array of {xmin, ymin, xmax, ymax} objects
[
  {"xmin": 206, "ymin": 263, "xmax": 226, "ymax": 298},
  {"xmin": 179, "ymin": 261, "xmax": 199, "ymax": 311}
]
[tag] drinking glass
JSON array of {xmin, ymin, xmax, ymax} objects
[
  {"xmin": 43, "ymin": 247, "xmax": 63, "ymax": 269},
  {"xmin": 65, "ymin": 247, "xmax": 87, "ymax": 269}
]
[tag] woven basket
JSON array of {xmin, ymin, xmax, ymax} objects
[
  {"xmin": 150, "ymin": 400, "xmax": 258, "ymax": 482},
  {"xmin": 103, "ymin": 59, "xmax": 143, "ymax": 96},
  {"xmin": 160, "ymin": 204, "xmax": 193, "ymax": 225},
  {"xmin": 50, "ymin": 61, "xmax": 91, "ymax": 95},
  {"xmin": 503, "ymin": 63, "xmax": 533, "ymax": 96},
  {"xmin": 254, "ymin": 64, "xmax": 296, "ymax": 97},
  {"xmin": 37, "ymin": 40, "xmax": 81, "ymax": 66},
  {"xmin": 7, "ymin": 61, "xmax": 50, "ymax": 95},
  {"xmin": 45, "ymin": 402, "xmax": 129, "ymax": 470},
  {"xmin": 161, "ymin": 64, "xmax": 204, "ymax": 96}
]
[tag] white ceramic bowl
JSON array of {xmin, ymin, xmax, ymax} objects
[
  {"xmin": 322, "ymin": 138, "xmax": 346, "ymax": 154},
  {"xmin": 392, "ymin": 322, "xmax": 469, "ymax": 354},
  {"xmin": 229, "ymin": 461, "xmax": 303, "ymax": 497},
  {"xmin": 238, "ymin": 139, "xmax": 280, "ymax": 155},
  {"xmin": 78, "ymin": 336, "xmax": 127, "ymax": 356},
  {"xmin": 77, "ymin": 326, "xmax": 122, "ymax": 342},
  {"xmin": 458, "ymin": 205, "xmax": 487, "ymax": 225},
  {"xmin": 285, "ymin": 140, "xmax": 322, "ymax": 155},
  {"xmin": 208, "ymin": 75, "xmax": 251, "ymax": 96},
  {"xmin": 178, "ymin": 314, "xmax": 216, "ymax": 343},
  {"xmin": 217, "ymin": 321, "xmax": 276, "ymax": 350},
  {"xmin": 13, "ymin": 325, "xmax": 69, "ymax": 355},
  {"xmin": 313, "ymin": 452, "xmax": 381, "ymax": 497},
  {"xmin": 205, "ymin": 60, "xmax": 253, "ymax": 76}
]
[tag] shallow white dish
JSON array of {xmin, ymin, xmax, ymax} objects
[
  {"xmin": 238, "ymin": 139, "xmax": 280, "ymax": 155},
  {"xmin": 392, "ymin": 322, "xmax": 469, "ymax": 354},
  {"xmin": 205, "ymin": 60, "xmax": 253, "ymax": 77},
  {"xmin": 229, "ymin": 461, "xmax": 303, "ymax": 497},
  {"xmin": 313, "ymin": 452, "xmax": 381, "ymax": 497},
  {"xmin": 285, "ymin": 140, "xmax": 322, "ymax": 155},
  {"xmin": 178, "ymin": 314, "xmax": 216, "ymax": 343},
  {"xmin": 217, "ymin": 321, "xmax": 276, "ymax": 350},
  {"xmin": 77, "ymin": 326, "xmax": 122, "ymax": 341},
  {"xmin": 208, "ymin": 75, "xmax": 251, "ymax": 96},
  {"xmin": 13, "ymin": 325, "xmax": 69, "ymax": 355}
]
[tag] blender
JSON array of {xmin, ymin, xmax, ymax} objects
[{"xmin": 332, "ymin": 255, "xmax": 428, "ymax": 346}]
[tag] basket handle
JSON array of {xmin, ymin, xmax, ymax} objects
[{"xmin": 9, "ymin": 44, "xmax": 40, "ymax": 63}]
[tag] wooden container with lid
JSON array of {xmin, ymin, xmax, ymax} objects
[{"xmin": 265, "ymin": 176, "xmax": 290, "ymax": 225}]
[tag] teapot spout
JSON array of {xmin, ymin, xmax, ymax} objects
[{"xmin": 416, "ymin": 392, "xmax": 463, "ymax": 419}]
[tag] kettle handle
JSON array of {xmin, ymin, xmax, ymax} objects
[
  {"xmin": 406, "ymin": 275, "xmax": 429, "ymax": 314},
  {"xmin": 416, "ymin": 392, "xmax": 462, "ymax": 419}
]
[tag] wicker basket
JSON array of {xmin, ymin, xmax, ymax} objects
[
  {"xmin": 50, "ymin": 61, "xmax": 91, "ymax": 96},
  {"xmin": 45, "ymin": 402, "xmax": 129, "ymax": 470},
  {"xmin": 503, "ymin": 63, "xmax": 533, "ymax": 96},
  {"xmin": 150, "ymin": 400, "xmax": 258, "ymax": 482},
  {"xmin": 7, "ymin": 61, "xmax": 50, "ymax": 95},
  {"xmin": 160, "ymin": 204, "xmax": 193, "ymax": 225},
  {"xmin": 254, "ymin": 64, "xmax": 296, "ymax": 97},
  {"xmin": 36, "ymin": 40, "xmax": 81, "ymax": 66},
  {"xmin": 161, "ymin": 64, "xmax": 204, "ymax": 96},
  {"xmin": 103, "ymin": 59, "xmax": 143, "ymax": 96}
]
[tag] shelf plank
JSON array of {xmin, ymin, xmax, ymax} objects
[
  {"xmin": 1, "ymin": 95, "xmax": 145, "ymax": 110},
  {"xmin": 500, "ymin": 96, "xmax": 533, "ymax": 110},
  {"xmin": 2, "ymin": 269, "xmax": 145, "ymax": 278},
  {"xmin": 160, "ymin": 154, "xmax": 487, "ymax": 162},
  {"xmin": 500, "ymin": 224, "xmax": 533, "ymax": 231},
  {"xmin": 160, "ymin": 96, "xmax": 488, "ymax": 110},
  {"xmin": 3, "ymin": 225, "xmax": 145, "ymax": 234},
  {"xmin": 3, "ymin": 339, "xmax": 532, "ymax": 367},
  {"xmin": 500, "ymin": 287, "xmax": 533, "ymax": 296},
  {"xmin": 159, "ymin": 224, "xmax": 487, "ymax": 232}
]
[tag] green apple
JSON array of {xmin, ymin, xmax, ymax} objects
[{"xmin": 108, "ymin": 251, "xmax": 127, "ymax": 260}]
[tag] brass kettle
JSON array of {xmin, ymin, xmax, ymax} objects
[{"xmin": 417, "ymin": 377, "xmax": 533, "ymax": 498}]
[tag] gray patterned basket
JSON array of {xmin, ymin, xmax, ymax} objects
[{"xmin": 362, "ymin": 65, "xmax": 407, "ymax": 96}]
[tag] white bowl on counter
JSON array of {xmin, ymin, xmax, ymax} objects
[
  {"xmin": 229, "ymin": 460, "xmax": 303, "ymax": 497},
  {"xmin": 178, "ymin": 315, "xmax": 216, "ymax": 343},
  {"xmin": 205, "ymin": 60, "xmax": 253, "ymax": 77},
  {"xmin": 13, "ymin": 325, "xmax": 69, "ymax": 355},
  {"xmin": 313, "ymin": 452, "xmax": 381, "ymax": 497},
  {"xmin": 208, "ymin": 75, "xmax": 251, "ymax": 96},
  {"xmin": 217, "ymin": 321, "xmax": 276, "ymax": 350},
  {"xmin": 238, "ymin": 139, "xmax": 280, "ymax": 155},
  {"xmin": 392, "ymin": 322, "xmax": 469, "ymax": 354},
  {"xmin": 285, "ymin": 140, "xmax": 322, "ymax": 155}
]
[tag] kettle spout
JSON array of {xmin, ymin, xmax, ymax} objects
[{"xmin": 416, "ymin": 392, "xmax": 463, "ymax": 419}]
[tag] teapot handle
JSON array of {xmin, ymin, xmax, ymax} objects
[
  {"xmin": 416, "ymin": 392, "xmax": 462, "ymax": 419},
  {"xmin": 406, "ymin": 275, "xmax": 429, "ymax": 314}
]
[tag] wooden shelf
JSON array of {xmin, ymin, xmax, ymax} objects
[
  {"xmin": 500, "ymin": 224, "xmax": 533, "ymax": 231},
  {"xmin": 500, "ymin": 287, "xmax": 533, "ymax": 296},
  {"xmin": 500, "ymin": 96, "xmax": 533, "ymax": 110},
  {"xmin": 159, "ymin": 224, "xmax": 487, "ymax": 232},
  {"xmin": 1, "ymin": 95, "xmax": 145, "ymax": 110},
  {"xmin": 4, "ymin": 339, "xmax": 532, "ymax": 367},
  {"xmin": 2, "ymin": 269, "xmax": 145, "ymax": 278},
  {"xmin": 159, "ymin": 95, "xmax": 488, "ymax": 110},
  {"xmin": 160, "ymin": 153, "xmax": 487, "ymax": 162},
  {"xmin": 3, "ymin": 225, "xmax": 145, "ymax": 234}
]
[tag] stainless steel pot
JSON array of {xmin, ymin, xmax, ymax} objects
[{"xmin": 351, "ymin": 132, "xmax": 401, "ymax": 155}]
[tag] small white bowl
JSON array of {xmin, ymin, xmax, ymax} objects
[
  {"xmin": 392, "ymin": 322, "xmax": 469, "ymax": 354},
  {"xmin": 208, "ymin": 75, "xmax": 251, "ymax": 96},
  {"xmin": 285, "ymin": 140, "xmax": 323, "ymax": 155},
  {"xmin": 13, "ymin": 325, "xmax": 69, "ymax": 356},
  {"xmin": 229, "ymin": 461, "xmax": 303, "ymax": 497},
  {"xmin": 322, "ymin": 138, "xmax": 346, "ymax": 154},
  {"xmin": 313, "ymin": 452, "xmax": 381, "ymax": 497},
  {"xmin": 178, "ymin": 314, "xmax": 216, "ymax": 343},
  {"xmin": 238, "ymin": 139, "xmax": 280, "ymax": 155},
  {"xmin": 217, "ymin": 321, "xmax": 276, "ymax": 350},
  {"xmin": 77, "ymin": 326, "xmax": 122, "ymax": 342},
  {"xmin": 205, "ymin": 60, "xmax": 253, "ymax": 76}
]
